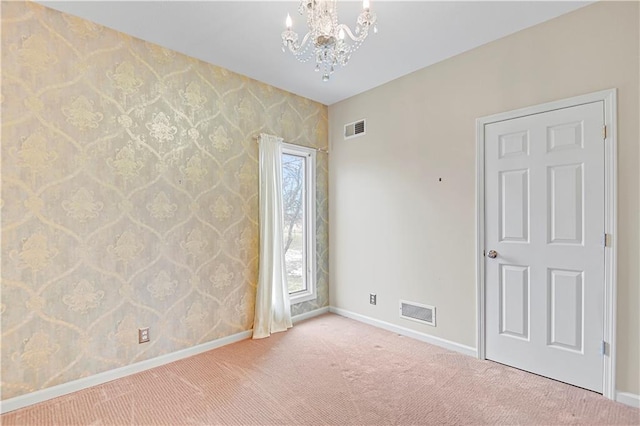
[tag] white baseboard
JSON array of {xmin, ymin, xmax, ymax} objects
[
  {"xmin": 0, "ymin": 306, "xmax": 329, "ymax": 414},
  {"xmin": 3, "ymin": 309, "xmax": 635, "ymax": 413},
  {"xmin": 616, "ymin": 391, "xmax": 640, "ymax": 408},
  {"xmin": 0, "ymin": 329, "xmax": 252, "ymax": 414},
  {"xmin": 292, "ymin": 306, "xmax": 330, "ymax": 324},
  {"xmin": 329, "ymin": 306, "xmax": 478, "ymax": 357}
]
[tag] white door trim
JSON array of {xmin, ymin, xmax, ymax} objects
[{"xmin": 475, "ymin": 89, "xmax": 617, "ymax": 399}]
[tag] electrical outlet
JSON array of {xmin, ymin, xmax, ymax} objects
[
  {"xmin": 138, "ymin": 327, "xmax": 150, "ymax": 344},
  {"xmin": 369, "ymin": 293, "xmax": 377, "ymax": 305}
]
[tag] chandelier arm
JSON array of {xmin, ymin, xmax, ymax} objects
[
  {"xmin": 289, "ymin": 31, "xmax": 313, "ymax": 55},
  {"xmin": 335, "ymin": 24, "xmax": 367, "ymax": 43}
]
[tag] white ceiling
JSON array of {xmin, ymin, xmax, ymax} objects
[{"xmin": 38, "ymin": 1, "xmax": 591, "ymax": 106}]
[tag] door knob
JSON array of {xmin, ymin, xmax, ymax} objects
[{"xmin": 487, "ymin": 250, "xmax": 498, "ymax": 259}]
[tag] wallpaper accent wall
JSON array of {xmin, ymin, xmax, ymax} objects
[{"xmin": 0, "ymin": 1, "xmax": 328, "ymax": 400}]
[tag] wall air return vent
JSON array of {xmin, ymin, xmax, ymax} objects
[
  {"xmin": 344, "ymin": 119, "xmax": 366, "ymax": 140},
  {"xmin": 400, "ymin": 300, "xmax": 436, "ymax": 326}
]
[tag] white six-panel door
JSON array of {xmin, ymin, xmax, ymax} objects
[{"xmin": 484, "ymin": 101, "xmax": 605, "ymax": 392}]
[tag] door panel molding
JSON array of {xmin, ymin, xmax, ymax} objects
[{"xmin": 476, "ymin": 89, "xmax": 617, "ymax": 399}]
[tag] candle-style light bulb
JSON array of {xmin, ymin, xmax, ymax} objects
[
  {"xmin": 363, "ymin": 0, "xmax": 370, "ymax": 10},
  {"xmin": 286, "ymin": 13, "xmax": 292, "ymax": 29},
  {"xmin": 338, "ymin": 28, "xmax": 345, "ymax": 40}
]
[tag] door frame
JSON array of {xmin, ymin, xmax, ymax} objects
[{"xmin": 475, "ymin": 89, "xmax": 618, "ymax": 399}]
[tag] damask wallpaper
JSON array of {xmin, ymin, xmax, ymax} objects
[{"xmin": 0, "ymin": 1, "xmax": 328, "ymax": 400}]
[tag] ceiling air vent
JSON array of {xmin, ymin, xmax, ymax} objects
[
  {"xmin": 344, "ymin": 119, "xmax": 366, "ymax": 140},
  {"xmin": 400, "ymin": 300, "xmax": 436, "ymax": 327}
]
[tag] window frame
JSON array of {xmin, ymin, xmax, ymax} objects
[{"xmin": 281, "ymin": 142, "xmax": 316, "ymax": 304}]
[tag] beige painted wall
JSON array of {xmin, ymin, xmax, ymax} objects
[
  {"xmin": 1, "ymin": 1, "xmax": 328, "ymax": 400},
  {"xmin": 329, "ymin": 1, "xmax": 639, "ymax": 394}
]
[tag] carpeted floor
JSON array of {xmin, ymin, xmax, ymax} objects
[{"xmin": 2, "ymin": 313, "xmax": 639, "ymax": 425}]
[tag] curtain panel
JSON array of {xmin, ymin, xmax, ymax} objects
[{"xmin": 253, "ymin": 134, "xmax": 293, "ymax": 339}]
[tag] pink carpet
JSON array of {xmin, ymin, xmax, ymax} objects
[{"xmin": 2, "ymin": 313, "xmax": 638, "ymax": 425}]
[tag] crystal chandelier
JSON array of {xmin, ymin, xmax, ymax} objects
[{"xmin": 281, "ymin": 0, "xmax": 377, "ymax": 82}]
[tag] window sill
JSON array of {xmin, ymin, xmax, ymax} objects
[{"xmin": 290, "ymin": 291, "xmax": 316, "ymax": 305}]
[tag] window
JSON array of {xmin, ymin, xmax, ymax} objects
[{"xmin": 281, "ymin": 143, "xmax": 316, "ymax": 304}]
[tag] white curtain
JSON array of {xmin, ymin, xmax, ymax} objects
[{"xmin": 253, "ymin": 133, "xmax": 293, "ymax": 339}]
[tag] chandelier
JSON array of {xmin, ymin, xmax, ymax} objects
[{"xmin": 281, "ymin": 0, "xmax": 377, "ymax": 82}]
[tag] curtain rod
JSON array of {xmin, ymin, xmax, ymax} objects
[{"xmin": 252, "ymin": 135, "xmax": 329, "ymax": 154}]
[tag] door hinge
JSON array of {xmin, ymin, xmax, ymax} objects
[
  {"xmin": 603, "ymin": 233, "xmax": 611, "ymax": 247},
  {"xmin": 600, "ymin": 340, "xmax": 607, "ymax": 356},
  {"xmin": 603, "ymin": 125, "xmax": 607, "ymax": 140}
]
